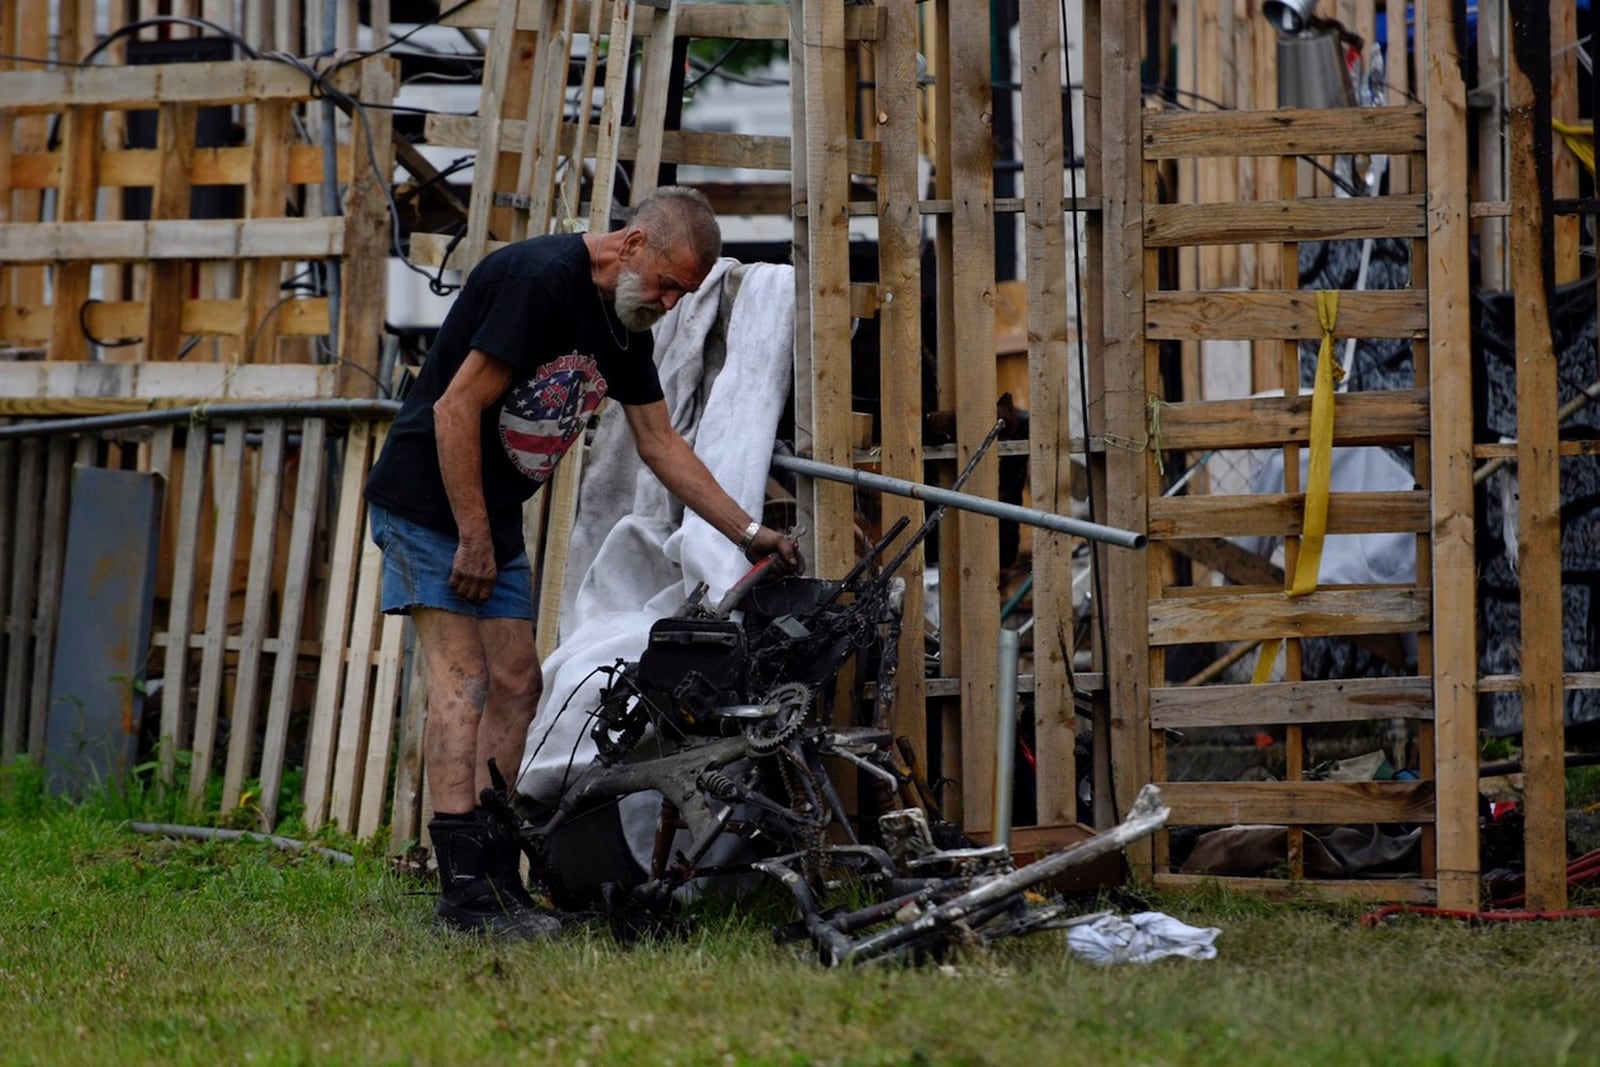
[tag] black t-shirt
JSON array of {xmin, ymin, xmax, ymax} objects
[{"xmin": 365, "ymin": 234, "xmax": 664, "ymax": 564}]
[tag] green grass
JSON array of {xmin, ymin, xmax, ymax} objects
[{"xmin": 3, "ymin": 761, "xmax": 1599, "ymax": 1066}]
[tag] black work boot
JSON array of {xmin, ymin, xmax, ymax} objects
[{"xmin": 429, "ymin": 811, "xmax": 560, "ymax": 940}]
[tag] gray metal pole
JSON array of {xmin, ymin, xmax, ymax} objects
[
  {"xmin": 0, "ymin": 400, "xmax": 402, "ymax": 440},
  {"xmin": 994, "ymin": 626, "xmax": 1020, "ymax": 849},
  {"xmin": 769, "ymin": 451, "xmax": 1146, "ymax": 549}
]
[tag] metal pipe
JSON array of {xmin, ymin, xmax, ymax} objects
[
  {"xmin": 0, "ymin": 399, "xmax": 402, "ymax": 439},
  {"xmin": 769, "ymin": 451, "xmax": 1146, "ymax": 549},
  {"xmin": 320, "ymin": 0, "xmax": 343, "ymax": 364},
  {"xmin": 993, "ymin": 626, "xmax": 1020, "ymax": 850}
]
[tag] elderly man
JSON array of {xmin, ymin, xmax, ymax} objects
[{"xmin": 365, "ymin": 186, "xmax": 800, "ymax": 938}]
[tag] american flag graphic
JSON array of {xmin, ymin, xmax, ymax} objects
[{"xmin": 499, "ymin": 352, "xmax": 607, "ymax": 481}]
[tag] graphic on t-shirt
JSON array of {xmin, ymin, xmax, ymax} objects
[{"xmin": 499, "ymin": 351, "xmax": 608, "ymax": 481}]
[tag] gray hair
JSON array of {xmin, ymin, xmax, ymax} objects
[{"xmin": 629, "ymin": 186, "xmax": 723, "ymax": 269}]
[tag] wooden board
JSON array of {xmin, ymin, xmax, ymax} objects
[
  {"xmin": 1150, "ymin": 677, "xmax": 1434, "ymax": 728},
  {"xmin": 1422, "ymin": 0, "xmax": 1482, "ymax": 912},
  {"xmin": 1142, "ymin": 107, "xmax": 1427, "ymax": 159},
  {"xmin": 1019, "ymin": 0, "xmax": 1077, "ymax": 827},
  {"xmin": 873, "ymin": 0, "xmax": 927, "ymax": 772},
  {"xmin": 258, "ymin": 417, "xmax": 328, "ymax": 826},
  {"xmin": 1145, "ymin": 290, "xmax": 1428, "ymax": 341},
  {"xmin": 221, "ymin": 420, "xmax": 287, "ymax": 811},
  {"xmin": 303, "ymin": 420, "xmax": 375, "ymax": 830},
  {"xmin": 1160, "ymin": 780, "xmax": 1436, "ymax": 826},
  {"xmin": 1508, "ymin": 10, "xmax": 1566, "ymax": 910},
  {"xmin": 187, "ymin": 421, "xmax": 247, "ymax": 805},
  {"xmin": 1147, "ymin": 491, "xmax": 1432, "ymax": 539},
  {"xmin": 1145, "ymin": 197, "xmax": 1428, "ymax": 247}
]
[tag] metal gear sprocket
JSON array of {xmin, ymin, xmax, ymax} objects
[{"xmin": 743, "ymin": 682, "xmax": 814, "ymax": 756}]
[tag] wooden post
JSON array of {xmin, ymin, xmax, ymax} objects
[
  {"xmin": 1019, "ymin": 0, "xmax": 1076, "ymax": 827},
  {"xmin": 335, "ymin": 59, "xmax": 396, "ymax": 396},
  {"xmin": 1423, "ymin": 0, "xmax": 1480, "ymax": 912},
  {"xmin": 141, "ymin": 102, "xmax": 196, "ymax": 361},
  {"xmin": 1101, "ymin": 0, "xmax": 1153, "ymax": 868},
  {"xmin": 1551, "ymin": 0, "xmax": 1580, "ymax": 283},
  {"xmin": 241, "ymin": 101, "xmax": 292, "ymax": 368},
  {"xmin": 874, "ymin": 0, "xmax": 927, "ymax": 767},
  {"xmin": 1507, "ymin": 2, "xmax": 1567, "ymax": 911},
  {"xmin": 794, "ymin": 0, "xmax": 855, "ymax": 583},
  {"xmin": 1476, "ymin": 0, "xmax": 1506, "ymax": 290},
  {"xmin": 48, "ymin": 104, "xmax": 100, "ymax": 363},
  {"xmin": 950, "ymin": 0, "xmax": 1000, "ymax": 835}
]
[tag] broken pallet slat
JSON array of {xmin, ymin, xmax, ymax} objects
[
  {"xmin": 258, "ymin": 417, "xmax": 328, "ymax": 827},
  {"xmin": 157, "ymin": 424, "xmax": 210, "ymax": 784},
  {"xmin": 357, "ymin": 614, "xmax": 406, "ymax": 839},
  {"xmin": 188, "ymin": 420, "xmax": 248, "ymax": 805},
  {"xmin": 2, "ymin": 441, "xmax": 43, "ymax": 763},
  {"xmin": 328, "ymin": 493, "xmax": 388, "ymax": 832},
  {"xmin": 26, "ymin": 437, "xmax": 73, "ymax": 756},
  {"xmin": 303, "ymin": 419, "xmax": 375, "ymax": 831},
  {"xmin": 221, "ymin": 419, "xmax": 288, "ymax": 812}
]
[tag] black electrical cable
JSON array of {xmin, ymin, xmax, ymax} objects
[
  {"xmin": 1060, "ymin": 0, "xmax": 1107, "ymax": 708},
  {"xmin": 77, "ymin": 299, "xmax": 142, "ymax": 348},
  {"xmin": 683, "ymin": 40, "xmax": 748, "ymax": 93}
]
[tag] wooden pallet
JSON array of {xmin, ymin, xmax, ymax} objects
[
  {"xmin": 0, "ymin": 57, "xmax": 395, "ymax": 403},
  {"xmin": 1095, "ymin": 0, "xmax": 1479, "ymax": 906}
]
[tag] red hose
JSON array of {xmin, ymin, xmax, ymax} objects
[{"xmin": 1490, "ymin": 847, "xmax": 1600, "ymax": 909}]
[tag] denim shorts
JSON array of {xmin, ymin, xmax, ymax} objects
[{"xmin": 368, "ymin": 503, "xmax": 536, "ymax": 619}]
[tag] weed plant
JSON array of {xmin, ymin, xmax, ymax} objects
[{"xmin": 2, "ymin": 757, "xmax": 1598, "ymax": 1066}]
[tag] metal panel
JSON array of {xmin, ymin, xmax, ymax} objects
[{"xmin": 43, "ymin": 466, "xmax": 164, "ymax": 798}]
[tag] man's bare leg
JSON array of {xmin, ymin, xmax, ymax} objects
[
  {"xmin": 477, "ymin": 617, "xmax": 543, "ymax": 799},
  {"xmin": 410, "ymin": 606, "xmax": 556, "ymax": 938},
  {"xmin": 412, "ymin": 606, "xmax": 489, "ymax": 815}
]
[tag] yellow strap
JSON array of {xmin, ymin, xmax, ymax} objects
[
  {"xmin": 1554, "ymin": 119, "xmax": 1595, "ymax": 178},
  {"xmin": 1254, "ymin": 290, "xmax": 1343, "ymax": 684},
  {"xmin": 1288, "ymin": 289, "xmax": 1343, "ymax": 598},
  {"xmin": 1252, "ymin": 638, "xmax": 1281, "ymax": 684}
]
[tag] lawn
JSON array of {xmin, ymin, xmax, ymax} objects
[{"xmin": 2, "ymin": 762, "xmax": 1598, "ymax": 1066}]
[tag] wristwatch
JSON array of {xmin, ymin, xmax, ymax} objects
[{"xmin": 738, "ymin": 519, "xmax": 762, "ymax": 551}]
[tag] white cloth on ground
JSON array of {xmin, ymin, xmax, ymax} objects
[
  {"xmin": 515, "ymin": 262, "xmax": 795, "ymax": 861},
  {"xmin": 1066, "ymin": 911, "xmax": 1221, "ymax": 965}
]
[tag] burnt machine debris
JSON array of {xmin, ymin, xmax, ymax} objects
[{"xmin": 479, "ymin": 426, "xmax": 1163, "ymax": 964}]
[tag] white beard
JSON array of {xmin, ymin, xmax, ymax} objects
[{"xmin": 614, "ymin": 268, "xmax": 667, "ymax": 331}]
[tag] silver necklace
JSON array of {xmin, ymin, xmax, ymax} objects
[{"xmin": 595, "ymin": 285, "xmax": 629, "ymax": 351}]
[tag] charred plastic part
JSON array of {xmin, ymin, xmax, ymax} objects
[{"xmin": 762, "ymin": 784, "xmax": 1171, "ymax": 967}]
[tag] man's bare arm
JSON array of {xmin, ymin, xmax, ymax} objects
[
  {"xmin": 623, "ymin": 399, "xmax": 801, "ymax": 570},
  {"xmin": 434, "ymin": 349, "xmax": 516, "ymax": 602}
]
